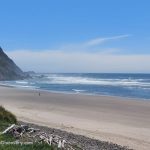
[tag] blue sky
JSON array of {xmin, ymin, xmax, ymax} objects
[{"xmin": 0, "ymin": 0, "xmax": 150, "ymax": 72}]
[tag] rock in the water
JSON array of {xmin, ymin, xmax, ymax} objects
[{"xmin": 0, "ymin": 47, "xmax": 25, "ymax": 80}]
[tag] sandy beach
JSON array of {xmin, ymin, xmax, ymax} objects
[{"xmin": 0, "ymin": 86, "xmax": 150, "ymax": 150}]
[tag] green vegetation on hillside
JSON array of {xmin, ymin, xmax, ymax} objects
[
  {"xmin": 0, "ymin": 106, "xmax": 17, "ymax": 124},
  {"xmin": 0, "ymin": 143, "xmax": 56, "ymax": 150},
  {"xmin": 0, "ymin": 106, "xmax": 56, "ymax": 150}
]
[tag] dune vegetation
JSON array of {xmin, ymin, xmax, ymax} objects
[{"xmin": 0, "ymin": 106, "xmax": 55, "ymax": 150}]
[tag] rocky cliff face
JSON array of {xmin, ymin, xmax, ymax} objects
[{"xmin": 0, "ymin": 47, "xmax": 25, "ymax": 80}]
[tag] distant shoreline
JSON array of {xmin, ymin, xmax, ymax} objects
[{"xmin": 0, "ymin": 83, "xmax": 149, "ymax": 102}]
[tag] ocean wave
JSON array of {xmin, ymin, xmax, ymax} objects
[
  {"xmin": 1, "ymin": 74, "xmax": 150, "ymax": 100},
  {"xmin": 38, "ymin": 75, "xmax": 150, "ymax": 88},
  {"xmin": 15, "ymin": 81, "xmax": 29, "ymax": 84},
  {"xmin": 0, "ymin": 73, "xmax": 150, "ymax": 100},
  {"xmin": 0, "ymin": 82, "xmax": 37, "ymax": 89},
  {"xmin": 14, "ymin": 85, "xmax": 37, "ymax": 88},
  {"xmin": 1, "ymin": 74, "xmax": 150, "ymax": 89},
  {"xmin": 72, "ymin": 89, "xmax": 86, "ymax": 93}
]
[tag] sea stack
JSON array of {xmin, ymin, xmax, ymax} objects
[{"xmin": 0, "ymin": 47, "xmax": 25, "ymax": 80}]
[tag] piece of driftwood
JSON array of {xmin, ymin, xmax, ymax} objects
[
  {"xmin": 1, "ymin": 124, "xmax": 77, "ymax": 150},
  {"xmin": 2, "ymin": 124, "xmax": 15, "ymax": 134}
]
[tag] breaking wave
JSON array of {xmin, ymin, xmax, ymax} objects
[{"xmin": 0, "ymin": 73, "xmax": 150, "ymax": 99}]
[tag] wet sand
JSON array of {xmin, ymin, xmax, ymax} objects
[{"xmin": 0, "ymin": 86, "xmax": 150, "ymax": 150}]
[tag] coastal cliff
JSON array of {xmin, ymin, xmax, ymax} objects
[{"xmin": 0, "ymin": 47, "xmax": 25, "ymax": 80}]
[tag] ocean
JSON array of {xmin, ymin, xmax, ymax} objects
[{"xmin": 0, "ymin": 73, "xmax": 150, "ymax": 100}]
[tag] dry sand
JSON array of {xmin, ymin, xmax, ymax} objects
[{"xmin": 0, "ymin": 86, "xmax": 150, "ymax": 150}]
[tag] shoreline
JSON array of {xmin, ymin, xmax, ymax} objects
[
  {"xmin": 0, "ymin": 83, "xmax": 150, "ymax": 102},
  {"xmin": 0, "ymin": 86, "xmax": 150, "ymax": 149}
]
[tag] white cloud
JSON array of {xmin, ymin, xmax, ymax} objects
[
  {"xmin": 57, "ymin": 34, "xmax": 130, "ymax": 54},
  {"xmin": 6, "ymin": 50, "xmax": 150, "ymax": 73},
  {"xmin": 58, "ymin": 34, "xmax": 131, "ymax": 53},
  {"xmin": 6, "ymin": 34, "xmax": 148, "ymax": 73},
  {"xmin": 85, "ymin": 34, "xmax": 131, "ymax": 46}
]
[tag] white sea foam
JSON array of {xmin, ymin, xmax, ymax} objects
[
  {"xmin": 0, "ymin": 81, "xmax": 37, "ymax": 89},
  {"xmin": 42, "ymin": 75, "xmax": 150, "ymax": 88},
  {"xmin": 15, "ymin": 81, "xmax": 28, "ymax": 84},
  {"xmin": 0, "ymin": 74, "xmax": 150, "ymax": 95},
  {"xmin": 72, "ymin": 89, "xmax": 86, "ymax": 93}
]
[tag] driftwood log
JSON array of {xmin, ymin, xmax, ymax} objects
[{"xmin": 0, "ymin": 124, "xmax": 77, "ymax": 150}]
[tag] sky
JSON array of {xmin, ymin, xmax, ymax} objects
[{"xmin": 0, "ymin": 0, "xmax": 150, "ymax": 73}]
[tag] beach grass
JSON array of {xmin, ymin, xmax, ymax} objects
[
  {"xmin": 0, "ymin": 143, "xmax": 57, "ymax": 150},
  {"xmin": 0, "ymin": 106, "xmax": 17, "ymax": 124},
  {"xmin": 0, "ymin": 106, "xmax": 56, "ymax": 150}
]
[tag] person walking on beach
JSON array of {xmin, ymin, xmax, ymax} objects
[{"xmin": 39, "ymin": 92, "xmax": 40, "ymax": 96}]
